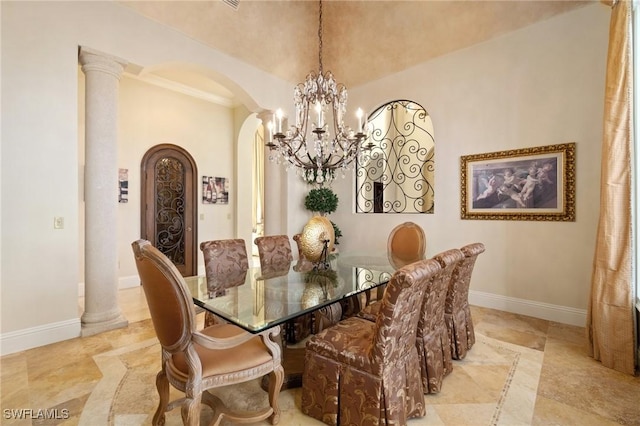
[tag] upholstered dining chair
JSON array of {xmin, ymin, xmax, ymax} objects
[
  {"xmin": 301, "ymin": 258, "xmax": 442, "ymax": 426},
  {"xmin": 255, "ymin": 235, "xmax": 293, "ymax": 266},
  {"xmin": 131, "ymin": 239, "xmax": 284, "ymax": 426},
  {"xmin": 255, "ymin": 235, "xmax": 315, "ymax": 344},
  {"xmin": 387, "ymin": 221, "xmax": 427, "ymax": 269},
  {"xmin": 446, "ymin": 242, "xmax": 485, "ymax": 359},
  {"xmin": 200, "ymin": 239, "xmax": 250, "ymax": 328},
  {"xmin": 417, "ymin": 248, "xmax": 464, "ymax": 394}
]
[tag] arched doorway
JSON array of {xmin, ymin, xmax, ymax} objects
[{"xmin": 141, "ymin": 144, "xmax": 198, "ymax": 276}]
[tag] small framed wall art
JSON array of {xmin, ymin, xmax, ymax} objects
[{"xmin": 202, "ymin": 176, "xmax": 229, "ymax": 204}]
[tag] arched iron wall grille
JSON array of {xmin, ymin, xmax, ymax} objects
[{"xmin": 355, "ymin": 100, "xmax": 435, "ymax": 213}]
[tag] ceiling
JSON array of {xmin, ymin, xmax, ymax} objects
[{"xmin": 119, "ymin": 0, "xmax": 594, "ymax": 105}]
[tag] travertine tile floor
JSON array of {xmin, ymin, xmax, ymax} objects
[{"xmin": 1, "ymin": 286, "xmax": 639, "ymax": 425}]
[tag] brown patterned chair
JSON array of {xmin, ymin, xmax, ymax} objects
[
  {"xmin": 446, "ymin": 242, "xmax": 485, "ymax": 360},
  {"xmin": 292, "ymin": 233, "xmax": 315, "ymax": 272},
  {"xmin": 255, "ymin": 235, "xmax": 314, "ymax": 344},
  {"xmin": 301, "ymin": 258, "xmax": 442, "ymax": 426},
  {"xmin": 131, "ymin": 239, "xmax": 284, "ymax": 426},
  {"xmin": 417, "ymin": 248, "xmax": 464, "ymax": 394},
  {"xmin": 200, "ymin": 239, "xmax": 249, "ymax": 327},
  {"xmin": 255, "ymin": 235, "xmax": 293, "ymax": 266}
]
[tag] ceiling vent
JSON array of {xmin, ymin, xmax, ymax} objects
[{"xmin": 222, "ymin": 0, "xmax": 239, "ymax": 11}]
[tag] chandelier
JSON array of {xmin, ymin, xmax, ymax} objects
[{"xmin": 265, "ymin": 0, "xmax": 371, "ymax": 186}]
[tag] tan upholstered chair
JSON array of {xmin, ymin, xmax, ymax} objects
[
  {"xmin": 446, "ymin": 242, "xmax": 485, "ymax": 359},
  {"xmin": 301, "ymin": 258, "xmax": 442, "ymax": 426},
  {"xmin": 417, "ymin": 248, "xmax": 464, "ymax": 394},
  {"xmin": 131, "ymin": 239, "xmax": 284, "ymax": 426},
  {"xmin": 200, "ymin": 239, "xmax": 250, "ymax": 327},
  {"xmin": 387, "ymin": 221, "xmax": 426, "ymax": 269},
  {"xmin": 357, "ymin": 221, "xmax": 427, "ymax": 311}
]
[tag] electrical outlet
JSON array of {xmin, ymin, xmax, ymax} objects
[{"xmin": 54, "ymin": 217, "xmax": 64, "ymax": 229}]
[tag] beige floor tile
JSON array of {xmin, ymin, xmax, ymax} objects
[{"xmin": 1, "ymin": 287, "xmax": 637, "ymax": 426}]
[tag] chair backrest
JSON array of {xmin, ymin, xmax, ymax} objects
[
  {"xmin": 371, "ymin": 258, "xmax": 442, "ymax": 371},
  {"xmin": 200, "ymin": 239, "xmax": 249, "ymax": 275},
  {"xmin": 292, "ymin": 233, "xmax": 304, "ymax": 259},
  {"xmin": 421, "ymin": 249, "xmax": 465, "ymax": 331},
  {"xmin": 387, "ymin": 222, "xmax": 426, "ymax": 269},
  {"xmin": 255, "ymin": 235, "xmax": 293, "ymax": 266},
  {"xmin": 131, "ymin": 239, "xmax": 195, "ymax": 352},
  {"xmin": 446, "ymin": 243, "xmax": 486, "ymax": 311},
  {"xmin": 200, "ymin": 239, "xmax": 249, "ymax": 296}
]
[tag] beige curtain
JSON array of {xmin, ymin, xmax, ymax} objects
[{"xmin": 587, "ymin": 0, "xmax": 636, "ymax": 375}]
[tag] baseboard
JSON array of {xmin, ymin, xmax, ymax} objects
[
  {"xmin": 0, "ymin": 318, "xmax": 81, "ymax": 356},
  {"xmin": 469, "ymin": 290, "xmax": 587, "ymax": 327}
]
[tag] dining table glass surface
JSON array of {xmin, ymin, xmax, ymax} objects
[{"xmin": 184, "ymin": 252, "xmax": 395, "ymax": 333}]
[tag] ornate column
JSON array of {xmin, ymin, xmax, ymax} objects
[
  {"xmin": 79, "ymin": 47, "xmax": 128, "ymax": 336},
  {"xmin": 257, "ymin": 110, "xmax": 286, "ymax": 235}
]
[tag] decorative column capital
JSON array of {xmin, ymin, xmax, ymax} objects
[
  {"xmin": 257, "ymin": 109, "xmax": 275, "ymax": 126},
  {"xmin": 79, "ymin": 46, "xmax": 128, "ymax": 80}
]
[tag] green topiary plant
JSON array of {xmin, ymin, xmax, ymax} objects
[
  {"xmin": 330, "ymin": 220, "xmax": 342, "ymax": 245},
  {"xmin": 304, "ymin": 187, "xmax": 342, "ymax": 245},
  {"xmin": 304, "ymin": 187, "xmax": 339, "ymax": 215}
]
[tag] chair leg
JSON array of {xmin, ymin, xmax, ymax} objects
[
  {"xmin": 181, "ymin": 392, "xmax": 202, "ymax": 426},
  {"xmin": 268, "ymin": 366, "xmax": 285, "ymax": 424},
  {"xmin": 153, "ymin": 370, "xmax": 169, "ymax": 426}
]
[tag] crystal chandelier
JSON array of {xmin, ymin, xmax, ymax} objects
[{"xmin": 266, "ymin": 0, "xmax": 370, "ymax": 186}]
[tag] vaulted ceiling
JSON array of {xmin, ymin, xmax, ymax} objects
[{"xmin": 119, "ymin": 0, "xmax": 593, "ymax": 100}]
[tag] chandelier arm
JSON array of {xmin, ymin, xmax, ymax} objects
[{"xmin": 269, "ymin": 0, "xmax": 369, "ymax": 186}]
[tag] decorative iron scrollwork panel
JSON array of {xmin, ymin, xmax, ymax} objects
[
  {"xmin": 356, "ymin": 100, "xmax": 435, "ymax": 213},
  {"xmin": 155, "ymin": 157, "xmax": 186, "ymax": 265}
]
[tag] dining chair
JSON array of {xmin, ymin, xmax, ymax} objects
[
  {"xmin": 255, "ymin": 235, "xmax": 293, "ymax": 266},
  {"xmin": 357, "ymin": 221, "xmax": 427, "ymax": 311},
  {"xmin": 255, "ymin": 235, "xmax": 315, "ymax": 344},
  {"xmin": 446, "ymin": 242, "xmax": 485, "ymax": 359},
  {"xmin": 417, "ymin": 248, "xmax": 464, "ymax": 394},
  {"xmin": 387, "ymin": 221, "xmax": 427, "ymax": 269},
  {"xmin": 131, "ymin": 239, "xmax": 284, "ymax": 426},
  {"xmin": 200, "ymin": 239, "xmax": 250, "ymax": 327},
  {"xmin": 301, "ymin": 258, "xmax": 442, "ymax": 426}
]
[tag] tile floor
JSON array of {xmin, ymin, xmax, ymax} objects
[{"xmin": 1, "ymin": 286, "xmax": 639, "ymax": 425}]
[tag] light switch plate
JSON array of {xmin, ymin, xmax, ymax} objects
[{"xmin": 54, "ymin": 217, "xmax": 64, "ymax": 229}]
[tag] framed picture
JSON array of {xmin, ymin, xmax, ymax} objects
[
  {"xmin": 118, "ymin": 168, "xmax": 128, "ymax": 203},
  {"xmin": 460, "ymin": 143, "xmax": 576, "ymax": 221},
  {"xmin": 202, "ymin": 176, "xmax": 229, "ymax": 204}
]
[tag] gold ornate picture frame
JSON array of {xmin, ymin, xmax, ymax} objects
[{"xmin": 460, "ymin": 143, "xmax": 576, "ymax": 221}]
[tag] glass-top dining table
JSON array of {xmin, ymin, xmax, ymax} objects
[
  {"xmin": 184, "ymin": 252, "xmax": 395, "ymax": 334},
  {"xmin": 184, "ymin": 252, "xmax": 396, "ymax": 389}
]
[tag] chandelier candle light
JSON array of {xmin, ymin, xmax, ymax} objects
[{"xmin": 266, "ymin": 0, "xmax": 371, "ymax": 186}]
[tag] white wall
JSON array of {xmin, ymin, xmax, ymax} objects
[
  {"xmin": 0, "ymin": 1, "xmax": 291, "ymax": 354},
  {"xmin": 330, "ymin": 3, "xmax": 609, "ymax": 325}
]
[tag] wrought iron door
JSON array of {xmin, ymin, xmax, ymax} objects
[{"xmin": 141, "ymin": 144, "xmax": 198, "ymax": 276}]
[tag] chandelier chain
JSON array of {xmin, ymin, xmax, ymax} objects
[
  {"xmin": 266, "ymin": 0, "xmax": 371, "ymax": 187},
  {"xmin": 318, "ymin": 0, "xmax": 323, "ymax": 74}
]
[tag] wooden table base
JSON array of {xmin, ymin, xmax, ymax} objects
[{"xmin": 261, "ymin": 345, "xmax": 306, "ymax": 390}]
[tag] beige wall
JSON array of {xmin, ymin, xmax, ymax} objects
[
  {"xmin": 0, "ymin": 0, "xmax": 291, "ymax": 354},
  {"xmin": 1, "ymin": 1, "xmax": 609, "ymax": 354},
  {"xmin": 331, "ymin": 3, "xmax": 609, "ymax": 325}
]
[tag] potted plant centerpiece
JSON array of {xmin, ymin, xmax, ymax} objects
[{"xmin": 304, "ymin": 187, "xmax": 342, "ymax": 246}]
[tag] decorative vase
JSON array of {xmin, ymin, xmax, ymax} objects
[{"xmin": 299, "ymin": 216, "xmax": 335, "ymax": 262}]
